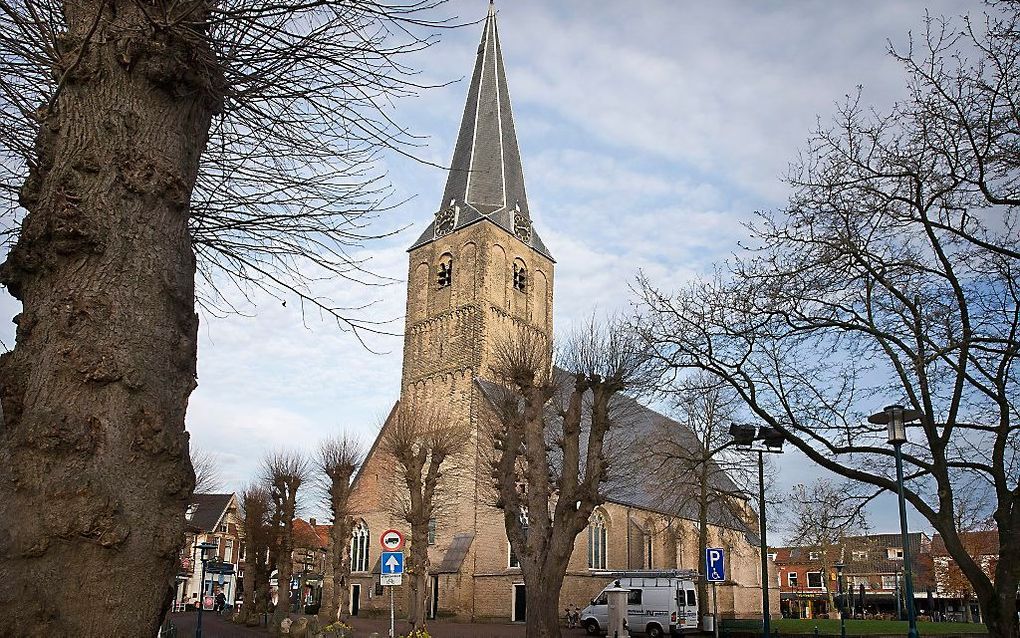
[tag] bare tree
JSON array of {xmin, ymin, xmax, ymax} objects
[
  {"xmin": 0, "ymin": 2, "xmax": 447, "ymax": 633},
  {"xmin": 263, "ymin": 450, "xmax": 309, "ymax": 632},
  {"xmin": 643, "ymin": 372, "xmax": 755, "ymax": 618},
  {"xmin": 192, "ymin": 446, "xmax": 224, "ymax": 494},
  {"xmin": 381, "ymin": 401, "xmax": 469, "ymax": 630},
  {"xmin": 316, "ymin": 434, "xmax": 363, "ymax": 623},
  {"xmin": 486, "ymin": 318, "xmax": 652, "ymax": 638},
  {"xmin": 238, "ymin": 483, "xmax": 274, "ymax": 627},
  {"xmin": 786, "ymin": 479, "xmax": 871, "ymax": 617},
  {"xmin": 634, "ymin": 6, "xmax": 1019, "ymax": 638}
]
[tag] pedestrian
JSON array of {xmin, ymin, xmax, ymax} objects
[{"xmin": 215, "ymin": 590, "xmax": 226, "ymax": 614}]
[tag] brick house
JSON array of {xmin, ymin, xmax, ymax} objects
[
  {"xmin": 177, "ymin": 492, "xmax": 243, "ymax": 610},
  {"xmin": 931, "ymin": 531, "xmax": 999, "ymax": 623},
  {"xmin": 345, "ymin": 3, "xmax": 778, "ymax": 625},
  {"xmin": 772, "ymin": 532, "xmax": 931, "ymax": 619}
]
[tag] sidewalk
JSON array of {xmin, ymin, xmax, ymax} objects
[{"xmin": 166, "ymin": 611, "xmax": 590, "ymax": 637}]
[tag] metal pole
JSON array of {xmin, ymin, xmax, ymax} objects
[
  {"xmin": 389, "ymin": 585, "xmax": 395, "ymax": 638},
  {"xmin": 713, "ymin": 581, "xmax": 720, "ymax": 638},
  {"xmin": 837, "ymin": 570, "xmax": 845, "ymax": 638},
  {"xmin": 758, "ymin": 450, "xmax": 770, "ymax": 638},
  {"xmin": 196, "ymin": 556, "xmax": 208, "ymax": 638},
  {"xmin": 893, "ymin": 443, "xmax": 919, "ymax": 638}
]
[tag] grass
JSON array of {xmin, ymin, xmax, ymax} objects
[{"xmin": 721, "ymin": 618, "xmax": 988, "ymax": 636}]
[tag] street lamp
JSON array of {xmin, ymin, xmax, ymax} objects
[
  {"xmin": 868, "ymin": 404, "xmax": 922, "ymax": 638},
  {"xmin": 729, "ymin": 423, "xmax": 785, "ymax": 638},
  {"xmin": 835, "ymin": 562, "xmax": 846, "ymax": 638},
  {"xmin": 195, "ymin": 541, "xmax": 218, "ymax": 638}
]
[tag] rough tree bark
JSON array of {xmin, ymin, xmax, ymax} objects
[
  {"xmin": 239, "ymin": 484, "xmax": 273, "ymax": 626},
  {"xmin": 317, "ymin": 435, "xmax": 362, "ymax": 624},
  {"xmin": 0, "ymin": 2, "xmax": 221, "ymax": 635},
  {"xmin": 488, "ymin": 321, "xmax": 650, "ymax": 638},
  {"xmin": 381, "ymin": 402, "xmax": 468, "ymax": 630},
  {"xmin": 263, "ymin": 451, "xmax": 307, "ymax": 632}
]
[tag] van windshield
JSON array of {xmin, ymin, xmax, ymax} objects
[{"xmin": 593, "ymin": 593, "xmax": 607, "ymax": 606}]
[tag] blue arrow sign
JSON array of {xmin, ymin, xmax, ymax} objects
[
  {"xmin": 382, "ymin": 551, "xmax": 404, "ymax": 575},
  {"xmin": 706, "ymin": 547, "xmax": 726, "ymax": 582}
]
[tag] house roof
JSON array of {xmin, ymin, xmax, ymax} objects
[
  {"xmin": 186, "ymin": 493, "xmax": 234, "ymax": 533},
  {"xmin": 409, "ymin": 2, "xmax": 552, "ymax": 260},
  {"xmin": 293, "ymin": 518, "xmax": 330, "ymax": 549},
  {"xmin": 930, "ymin": 531, "xmax": 997, "ymax": 557},
  {"xmin": 475, "ymin": 369, "xmax": 754, "ymax": 539}
]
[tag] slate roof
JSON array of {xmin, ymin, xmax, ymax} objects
[
  {"xmin": 186, "ymin": 493, "xmax": 234, "ymax": 533},
  {"xmin": 434, "ymin": 532, "xmax": 475, "ymax": 574},
  {"xmin": 475, "ymin": 369, "xmax": 755, "ymax": 540},
  {"xmin": 409, "ymin": 2, "xmax": 552, "ymax": 260}
]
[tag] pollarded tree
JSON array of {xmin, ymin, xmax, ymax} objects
[
  {"xmin": 316, "ymin": 434, "xmax": 363, "ymax": 623},
  {"xmin": 263, "ymin": 450, "xmax": 309, "ymax": 632},
  {"xmin": 381, "ymin": 401, "xmax": 470, "ymax": 630},
  {"xmin": 634, "ymin": 6, "xmax": 1019, "ymax": 637},
  {"xmin": 0, "ymin": 2, "xmax": 445, "ymax": 634},
  {"xmin": 486, "ymin": 319, "xmax": 652, "ymax": 638},
  {"xmin": 238, "ymin": 483, "xmax": 274, "ymax": 627}
]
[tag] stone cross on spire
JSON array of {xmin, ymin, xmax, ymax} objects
[{"xmin": 411, "ymin": 1, "xmax": 551, "ymax": 258}]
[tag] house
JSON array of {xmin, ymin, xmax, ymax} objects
[
  {"xmin": 177, "ymin": 492, "xmax": 244, "ymax": 610},
  {"xmin": 931, "ymin": 531, "xmax": 999, "ymax": 623},
  {"xmin": 772, "ymin": 532, "xmax": 931, "ymax": 619},
  {"xmin": 345, "ymin": 3, "xmax": 778, "ymax": 625}
]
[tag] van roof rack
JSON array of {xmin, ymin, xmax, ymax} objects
[{"xmin": 590, "ymin": 569, "xmax": 701, "ymax": 579}]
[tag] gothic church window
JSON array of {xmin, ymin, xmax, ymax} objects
[
  {"xmin": 588, "ymin": 510, "xmax": 608, "ymax": 570},
  {"xmin": 437, "ymin": 254, "xmax": 453, "ymax": 288},
  {"xmin": 508, "ymin": 507, "xmax": 528, "ymax": 568},
  {"xmin": 512, "ymin": 261, "xmax": 527, "ymax": 293},
  {"xmin": 351, "ymin": 520, "xmax": 370, "ymax": 572}
]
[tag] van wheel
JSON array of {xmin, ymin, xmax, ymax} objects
[
  {"xmin": 646, "ymin": 624, "xmax": 665, "ymax": 638},
  {"xmin": 584, "ymin": 619, "xmax": 600, "ymax": 635}
]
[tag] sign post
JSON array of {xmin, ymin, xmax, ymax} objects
[
  {"xmin": 379, "ymin": 531, "xmax": 405, "ymax": 638},
  {"xmin": 707, "ymin": 548, "xmax": 726, "ymax": 638}
]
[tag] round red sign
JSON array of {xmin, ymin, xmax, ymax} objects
[{"xmin": 380, "ymin": 529, "xmax": 404, "ymax": 551}]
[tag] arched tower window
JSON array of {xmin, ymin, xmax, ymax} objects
[
  {"xmin": 437, "ymin": 253, "xmax": 453, "ymax": 288},
  {"xmin": 351, "ymin": 520, "xmax": 370, "ymax": 572},
  {"xmin": 512, "ymin": 260, "xmax": 527, "ymax": 293},
  {"xmin": 588, "ymin": 510, "xmax": 608, "ymax": 570}
]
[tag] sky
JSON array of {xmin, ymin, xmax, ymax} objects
[{"xmin": 0, "ymin": 0, "xmax": 972, "ymax": 541}]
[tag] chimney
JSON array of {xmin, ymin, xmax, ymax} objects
[{"xmin": 309, "ymin": 517, "xmax": 316, "ymax": 527}]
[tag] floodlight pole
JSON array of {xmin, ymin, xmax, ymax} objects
[{"xmin": 758, "ymin": 449, "xmax": 770, "ymax": 638}]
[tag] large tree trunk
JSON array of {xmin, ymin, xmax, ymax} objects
[
  {"xmin": 321, "ymin": 518, "xmax": 353, "ymax": 623},
  {"xmin": 525, "ymin": 566, "xmax": 566, "ymax": 638},
  {"xmin": 979, "ymin": 582, "xmax": 1019, "ymax": 638},
  {"xmin": 406, "ymin": 520, "xmax": 429, "ymax": 628},
  {"xmin": 0, "ymin": 3, "xmax": 220, "ymax": 636}
]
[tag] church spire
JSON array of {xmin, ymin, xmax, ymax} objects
[{"xmin": 410, "ymin": 2, "xmax": 551, "ymax": 259}]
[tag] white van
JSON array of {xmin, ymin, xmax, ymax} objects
[{"xmin": 580, "ymin": 573, "xmax": 699, "ymax": 637}]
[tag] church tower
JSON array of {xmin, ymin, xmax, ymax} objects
[{"xmin": 401, "ymin": 2, "xmax": 553, "ymax": 407}]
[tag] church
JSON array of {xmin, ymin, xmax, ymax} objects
[{"xmin": 347, "ymin": 3, "xmax": 777, "ymax": 624}]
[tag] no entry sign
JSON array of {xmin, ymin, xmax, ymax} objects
[{"xmin": 380, "ymin": 529, "xmax": 405, "ymax": 551}]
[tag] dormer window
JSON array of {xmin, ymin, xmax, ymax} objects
[
  {"xmin": 512, "ymin": 262, "xmax": 527, "ymax": 292},
  {"xmin": 185, "ymin": 504, "xmax": 198, "ymax": 521},
  {"xmin": 437, "ymin": 254, "xmax": 453, "ymax": 288}
]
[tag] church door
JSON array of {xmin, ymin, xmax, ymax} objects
[{"xmin": 512, "ymin": 584, "xmax": 527, "ymax": 622}]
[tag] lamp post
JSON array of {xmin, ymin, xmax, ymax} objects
[
  {"xmin": 195, "ymin": 541, "xmax": 218, "ymax": 638},
  {"xmin": 835, "ymin": 562, "xmax": 846, "ymax": 638},
  {"xmin": 868, "ymin": 404, "xmax": 922, "ymax": 638},
  {"xmin": 729, "ymin": 423, "xmax": 785, "ymax": 638}
]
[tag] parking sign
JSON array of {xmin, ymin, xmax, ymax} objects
[{"xmin": 706, "ymin": 547, "xmax": 726, "ymax": 582}]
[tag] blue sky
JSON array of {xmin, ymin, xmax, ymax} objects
[{"xmin": 0, "ymin": 0, "xmax": 969, "ymax": 540}]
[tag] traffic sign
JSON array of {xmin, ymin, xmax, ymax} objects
[
  {"xmin": 382, "ymin": 551, "xmax": 404, "ymax": 574},
  {"xmin": 380, "ymin": 529, "xmax": 405, "ymax": 551},
  {"xmin": 706, "ymin": 547, "xmax": 726, "ymax": 582},
  {"xmin": 380, "ymin": 573, "xmax": 402, "ymax": 586}
]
